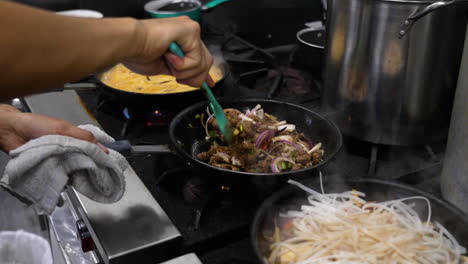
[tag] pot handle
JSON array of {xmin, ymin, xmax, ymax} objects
[
  {"xmin": 400, "ymin": 0, "xmax": 461, "ymax": 37},
  {"xmin": 201, "ymin": 0, "xmax": 232, "ymax": 11}
]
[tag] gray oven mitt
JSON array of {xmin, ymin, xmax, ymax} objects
[{"xmin": 0, "ymin": 125, "xmax": 127, "ymax": 215}]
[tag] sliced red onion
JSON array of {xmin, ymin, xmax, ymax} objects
[
  {"xmin": 247, "ymin": 104, "xmax": 261, "ymax": 117},
  {"xmin": 238, "ymin": 114, "xmax": 256, "ymax": 124},
  {"xmin": 255, "ymin": 130, "xmax": 276, "ymax": 149},
  {"xmin": 308, "ymin": 142, "xmax": 322, "ymax": 154},
  {"xmin": 213, "ymin": 152, "xmax": 230, "ymax": 163},
  {"xmin": 277, "ymin": 124, "xmax": 296, "ymax": 132},
  {"xmin": 296, "ymin": 141, "xmax": 311, "ymax": 152},
  {"xmin": 231, "ymin": 156, "xmax": 242, "ymax": 166},
  {"xmin": 257, "ymin": 109, "xmax": 265, "ymax": 119},
  {"xmin": 246, "ymin": 109, "xmax": 257, "ymax": 117},
  {"xmin": 299, "ymin": 135, "xmax": 314, "ymax": 149},
  {"xmin": 273, "ymin": 121, "xmax": 287, "ymax": 126},
  {"xmin": 277, "ymin": 126, "xmax": 287, "ymax": 133},
  {"xmin": 206, "ymin": 106, "xmax": 212, "ymax": 116},
  {"xmin": 275, "ymin": 140, "xmax": 304, "ymax": 151},
  {"xmin": 204, "ymin": 114, "xmax": 215, "ymax": 138},
  {"xmin": 270, "ymin": 157, "xmax": 295, "ymax": 173},
  {"xmin": 272, "ymin": 135, "xmax": 294, "ymax": 143}
]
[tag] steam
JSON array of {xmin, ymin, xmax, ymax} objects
[{"xmin": 208, "ymin": 45, "xmax": 229, "ymax": 74}]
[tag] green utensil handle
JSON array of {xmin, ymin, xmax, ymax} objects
[
  {"xmin": 169, "ymin": 42, "xmax": 185, "ymax": 58},
  {"xmin": 202, "ymin": 0, "xmax": 232, "ymax": 10},
  {"xmin": 168, "ymin": 42, "xmax": 232, "ymax": 142},
  {"xmin": 168, "ymin": 42, "xmax": 218, "ymax": 111},
  {"xmin": 203, "ymin": 83, "xmax": 221, "ymax": 114}
]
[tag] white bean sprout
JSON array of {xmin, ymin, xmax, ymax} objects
[{"xmin": 266, "ymin": 180, "xmax": 466, "ymax": 264}]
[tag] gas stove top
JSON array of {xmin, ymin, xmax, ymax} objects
[
  {"xmin": 68, "ymin": 28, "xmax": 445, "ymax": 263},
  {"xmin": 19, "ymin": 24, "xmax": 445, "ymax": 264},
  {"xmin": 65, "ymin": 30, "xmax": 326, "ymax": 262}
]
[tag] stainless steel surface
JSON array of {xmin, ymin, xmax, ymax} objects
[
  {"xmin": 10, "ymin": 98, "xmax": 26, "ymax": 111},
  {"xmin": 159, "ymin": 253, "xmax": 202, "ymax": 264},
  {"xmin": 441, "ymin": 25, "xmax": 468, "ymax": 214},
  {"xmin": 322, "ymin": 0, "xmax": 467, "ymax": 145},
  {"xmin": 49, "ymin": 193, "xmax": 97, "ymax": 264},
  {"xmin": 67, "ymin": 165, "xmax": 182, "ymax": 264},
  {"xmin": 22, "ymin": 91, "xmax": 182, "ymax": 264},
  {"xmin": 23, "ymin": 91, "xmax": 100, "ymax": 127}
]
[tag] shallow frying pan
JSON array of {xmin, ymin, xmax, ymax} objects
[
  {"xmin": 167, "ymin": 98, "xmax": 342, "ymax": 181},
  {"xmin": 62, "ymin": 60, "xmax": 228, "ymax": 109},
  {"xmin": 251, "ymin": 177, "xmax": 468, "ymax": 263},
  {"xmin": 107, "ymin": 98, "xmax": 342, "ymax": 186}
]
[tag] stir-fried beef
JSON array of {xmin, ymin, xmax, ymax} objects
[{"xmin": 197, "ymin": 105, "xmax": 324, "ymax": 173}]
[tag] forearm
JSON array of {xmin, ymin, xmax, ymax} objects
[{"xmin": 0, "ymin": 1, "xmax": 143, "ymax": 100}]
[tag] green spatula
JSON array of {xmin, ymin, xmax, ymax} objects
[{"xmin": 169, "ymin": 42, "xmax": 232, "ymax": 143}]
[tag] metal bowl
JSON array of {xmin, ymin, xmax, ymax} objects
[{"xmin": 251, "ymin": 177, "xmax": 468, "ymax": 263}]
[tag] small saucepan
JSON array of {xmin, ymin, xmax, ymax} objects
[
  {"xmin": 60, "ymin": 59, "xmax": 228, "ymax": 110},
  {"xmin": 144, "ymin": 0, "xmax": 232, "ymax": 22},
  {"xmin": 294, "ymin": 28, "xmax": 325, "ymax": 72}
]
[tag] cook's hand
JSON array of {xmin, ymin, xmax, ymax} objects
[
  {"xmin": 0, "ymin": 104, "xmax": 108, "ymax": 153},
  {"xmin": 124, "ymin": 16, "xmax": 215, "ymax": 87}
]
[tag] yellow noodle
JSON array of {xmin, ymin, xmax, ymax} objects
[{"xmin": 100, "ymin": 63, "xmax": 223, "ymax": 94}]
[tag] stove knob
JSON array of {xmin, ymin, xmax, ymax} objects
[{"xmin": 76, "ymin": 219, "xmax": 95, "ymax": 252}]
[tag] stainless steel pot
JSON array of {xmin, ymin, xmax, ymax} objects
[{"xmin": 322, "ymin": 0, "xmax": 468, "ymax": 145}]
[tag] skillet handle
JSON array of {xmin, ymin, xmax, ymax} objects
[
  {"xmin": 64, "ymin": 83, "xmax": 99, "ymax": 90},
  {"xmin": 103, "ymin": 140, "xmax": 132, "ymax": 156},
  {"xmin": 49, "ymin": 83, "xmax": 99, "ymax": 92},
  {"xmin": 103, "ymin": 140, "xmax": 175, "ymax": 156}
]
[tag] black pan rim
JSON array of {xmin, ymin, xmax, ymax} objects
[
  {"xmin": 250, "ymin": 177, "xmax": 468, "ymax": 263},
  {"xmin": 169, "ymin": 97, "xmax": 343, "ymax": 177}
]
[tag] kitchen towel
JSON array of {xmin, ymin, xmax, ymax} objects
[{"xmin": 0, "ymin": 125, "xmax": 127, "ymax": 215}]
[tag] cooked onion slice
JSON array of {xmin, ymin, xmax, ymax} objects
[
  {"xmin": 278, "ymin": 124, "xmax": 296, "ymax": 132},
  {"xmin": 272, "ymin": 135, "xmax": 294, "ymax": 143},
  {"xmin": 270, "ymin": 140, "xmax": 304, "ymax": 153},
  {"xmin": 270, "ymin": 157, "xmax": 295, "ymax": 173},
  {"xmin": 308, "ymin": 142, "xmax": 322, "ymax": 154},
  {"xmin": 255, "ymin": 130, "xmax": 276, "ymax": 149}
]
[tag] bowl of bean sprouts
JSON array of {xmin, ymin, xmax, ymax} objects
[{"xmin": 251, "ymin": 177, "xmax": 468, "ymax": 264}]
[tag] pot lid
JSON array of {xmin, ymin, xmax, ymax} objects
[
  {"xmin": 296, "ymin": 28, "xmax": 325, "ymax": 49},
  {"xmin": 382, "ymin": 0, "xmax": 449, "ymax": 3}
]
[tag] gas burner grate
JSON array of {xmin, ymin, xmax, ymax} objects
[{"xmin": 214, "ymin": 31, "xmax": 322, "ymax": 103}]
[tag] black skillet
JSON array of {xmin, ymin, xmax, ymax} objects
[
  {"xmin": 61, "ymin": 60, "xmax": 228, "ymax": 109},
  {"xmin": 167, "ymin": 98, "xmax": 342, "ymax": 185},
  {"xmin": 107, "ymin": 98, "xmax": 342, "ymax": 186},
  {"xmin": 252, "ymin": 177, "xmax": 468, "ymax": 263}
]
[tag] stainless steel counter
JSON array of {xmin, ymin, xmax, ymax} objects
[
  {"xmin": 23, "ymin": 90, "xmax": 182, "ymax": 263},
  {"xmin": 160, "ymin": 253, "xmax": 202, "ymax": 264}
]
